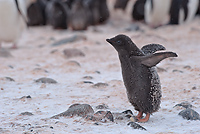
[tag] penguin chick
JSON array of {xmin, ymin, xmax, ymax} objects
[
  {"xmin": 106, "ymin": 34, "xmax": 178, "ymax": 122},
  {"xmin": 46, "ymin": 0, "xmax": 69, "ymax": 29}
]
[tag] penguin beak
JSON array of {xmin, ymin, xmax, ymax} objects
[{"xmin": 106, "ymin": 38, "xmax": 113, "ymax": 45}]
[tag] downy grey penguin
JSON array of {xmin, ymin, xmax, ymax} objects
[{"xmin": 106, "ymin": 34, "xmax": 178, "ymax": 122}]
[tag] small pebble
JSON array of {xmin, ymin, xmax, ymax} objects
[
  {"xmin": 96, "ymin": 104, "xmax": 109, "ymax": 109},
  {"xmin": 172, "ymin": 69, "xmax": 183, "ymax": 73},
  {"xmin": 83, "ymin": 81, "xmax": 94, "ymax": 84},
  {"xmin": 86, "ymin": 111, "xmax": 114, "ymax": 122},
  {"xmin": 20, "ymin": 112, "xmax": 34, "ymax": 116},
  {"xmin": 127, "ymin": 122, "xmax": 146, "ymax": 130},
  {"xmin": 174, "ymin": 101, "xmax": 193, "ymax": 109},
  {"xmin": 63, "ymin": 48, "xmax": 85, "ymax": 58},
  {"xmin": 92, "ymin": 83, "xmax": 109, "ymax": 88},
  {"xmin": 20, "ymin": 95, "xmax": 32, "ymax": 99},
  {"xmin": 83, "ymin": 76, "xmax": 93, "ymax": 80},
  {"xmin": 35, "ymin": 77, "xmax": 57, "ymax": 84}
]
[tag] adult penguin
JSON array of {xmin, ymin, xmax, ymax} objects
[
  {"xmin": 169, "ymin": 0, "xmax": 199, "ymax": 24},
  {"xmin": 132, "ymin": 0, "xmax": 146, "ymax": 21},
  {"xmin": 144, "ymin": 0, "xmax": 172, "ymax": 27},
  {"xmin": 0, "ymin": 0, "xmax": 33, "ymax": 49}
]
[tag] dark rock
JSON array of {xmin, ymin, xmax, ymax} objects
[
  {"xmin": 8, "ymin": 65, "xmax": 14, "ymax": 69},
  {"xmin": 51, "ymin": 103, "xmax": 94, "ymax": 118},
  {"xmin": 83, "ymin": 81, "xmax": 94, "ymax": 84},
  {"xmin": 83, "ymin": 76, "xmax": 93, "ymax": 80},
  {"xmin": 174, "ymin": 101, "xmax": 193, "ymax": 109},
  {"xmin": 0, "ymin": 49, "xmax": 12, "ymax": 58},
  {"xmin": 122, "ymin": 110, "xmax": 133, "ymax": 115},
  {"xmin": 1, "ymin": 77, "xmax": 15, "ymax": 82},
  {"xmin": 50, "ymin": 49, "xmax": 58, "ymax": 54},
  {"xmin": 183, "ymin": 65, "xmax": 191, "ymax": 69},
  {"xmin": 178, "ymin": 108, "xmax": 200, "ymax": 120},
  {"xmin": 50, "ymin": 126, "xmax": 53, "ymax": 129},
  {"xmin": 113, "ymin": 110, "xmax": 135, "ymax": 121},
  {"xmin": 20, "ymin": 95, "xmax": 32, "ymax": 99},
  {"xmin": 172, "ymin": 69, "xmax": 183, "ymax": 73},
  {"xmin": 35, "ymin": 77, "xmax": 57, "ymax": 84},
  {"xmin": 86, "ymin": 111, "xmax": 114, "ymax": 122},
  {"xmin": 95, "ymin": 71, "xmax": 101, "ymax": 74},
  {"xmin": 92, "ymin": 83, "xmax": 109, "ymax": 88},
  {"xmin": 51, "ymin": 35, "xmax": 86, "ymax": 46},
  {"xmin": 20, "ymin": 112, "xmax": 34, "ymax": 116},
  {"xmin": 96, "ymin": 104, "xmax": 109, "ymax": 109},
  {"xmin": 127, "ymin": 122, "xmax": 147, "ymax": 130},
  {"xmin": 63, "ymin": 48, "xmax": 85, "ymax": 58}
]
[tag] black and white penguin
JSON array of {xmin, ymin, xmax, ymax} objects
[
  {"xmin": 27, "ymin": 0, "xmax": 48, "ymax": 26},
  {"xmin": 132, "ymin": 0, "xmax": 146, "ymax": 21},
  {"xmin": 144, "ymin": 0, "xmax": 172, "ymax": 27},
  {"xmin": 114, "ymin": 0, "xmax": 129, "ymax": 11},
  {"xmin": 169, "ymin": 0, "xmax": 199, "ymax": 24},
  {"xmin": 106, "ymin": 34, "xmax": 178, "ymax": 122},
  {"xmin": 46, "ymin": 0, "xmax": 69, "ymax": 29},
  {"xmin": 0, "ymin": 0, "xmax": 33, "ymax": 49},
  {"xmin": 98, "ymin": 0, "xmax": 110, "ymax": 24}
]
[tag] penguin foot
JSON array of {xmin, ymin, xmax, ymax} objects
[
  {"xmin": 136, "ymin": 111, "xmax": 143, "ymax": 119},
  {"xmin": 137, "ymin": 113, "xmax": 150, "ymax": 123}
]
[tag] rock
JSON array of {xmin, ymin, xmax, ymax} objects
[
  {"xmin": 83, "ymin": 81, "xmax": 94, "ymax": 84},
  {"xmin": 113, "ymin": 110, "xmax": 135, "ymax": 121},
  {"xmin": 67, "ymin": 61, "xmax": 81, "ymax": 67},
  {"xmin": 174, "ymin": 101, "xmax": 193, "ymax": 109},
  {"xmin": 127, "ymin": 122, "xmax": 147, "ymax": 130},
  {"xmin": 172, "ymin": 69, "xmax": 183, "ymax": 73},
  {"xmin": 92, "ymin": 83, "xmax": 109, "ymax": 88},
  {"xmin": 63, "ymin": 48, "xmax": 85, "ymax": 58},
  {"xmin": 51, "ymin": 35, "xmax": 87, "ymax": 46},
  {"xmin": 183, "ymin": 65, "xmax": 191, "ymax": 69},
  {"xmin": 0, "ymin": 49, "xmax": 12, "ymax": 58},
  {"xmin": 20, "ymin": 112, "xmax": 34, "ymax": 116},
  {"xmin": 86, "ymin": 111, "xmax": 114, "ymax": 122},
  {"xmin": 51, "ymin": 104, "xmax": 94, "ymax": 118},
  {"xmin": 82, "ymin": 76, "xmax": 93, "ymax": 80},
  {"xmin": 20, "ymin": 95, "xmax": 32, "ymax": 99},
  {"xmin": 96, "ymin": 104, "xmax": 109, "ymax": 109},
  {"xmin": 178, "ymin": 108, "xmax": 200, "ymax": 120},
  {"xmin": 125, "ymin": 24, "xmax": 140, "ymax": 32},
  {"xmin": 35, "ymin": 77, "xmax": 57, "ymax": 84},
  {"xmin": 0, "ymin": 77, "xmax": 15, "ymax": 82},
  {"xmin": 33, "ymin": 68, "xmax": 48, "ymax": 73},
  {"xmin": 157, "ymin": 67, "xmax": 167, "ymax": 72}
]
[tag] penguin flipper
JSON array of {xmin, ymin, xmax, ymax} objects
[
  {"xmin": 141, "ymin": 44, "xmax": 166, "ymax": 55},
  {"xmin": 139, "ymin": 52, "xmax": 178, "ymax": 67}
]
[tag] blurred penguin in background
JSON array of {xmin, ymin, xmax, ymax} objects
[
  {"xmin": 69, "ymin": 0, "xmax": 89, "ymax": 30},
  {"xmin": 0, "ymin": 0, "xmax": 33, "ymax": 49},
  {"xmin": 132, "ymin": 0, "xmax": 146, "ymax": 21},
  {"xmin": 114, "ymin": 0, "xmax": 129, "ymax": 11},
  {"xmin": 169, "ymin": 0, "xmax": 199, "ymax": 24},
  {"xmin": 46, "ymin": 0, "xmax": 69, "ymax": 29},
  {"xmin": 27, "ymin": 0, "xmax": 48, "ymax": 26},
  {"xmin": 98, "ymin": 0, "xmax": 110, "ymax": 24},
  {"xmin": 144, "ymin": 0, "xmax": 172, "ymax": 27}
]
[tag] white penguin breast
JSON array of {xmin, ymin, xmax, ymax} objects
[{"xmin": 0, "ymin": 0, "xmax": 26, "ymax": 43}]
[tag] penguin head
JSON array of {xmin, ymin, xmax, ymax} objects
[{"xmin": 106, "ymin": 34, "xmax": 144, "ymax": 56}]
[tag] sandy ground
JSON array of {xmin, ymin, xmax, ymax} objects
[{"xmin": 1, "ymin": 2, "xmax": 200, "ymax": 134}]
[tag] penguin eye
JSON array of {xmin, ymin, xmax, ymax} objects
[{"xmin": 116, "ymin": 40, "xmax": 121, "ymax": 44}]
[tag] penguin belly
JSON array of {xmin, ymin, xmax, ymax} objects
[
  {"xmin": 0, "ymin": 0, "xmax": 26, "ymax": 43},
  {"xmin": 145, "ymin": 0, "xmax": 171, "ymax": 27}
]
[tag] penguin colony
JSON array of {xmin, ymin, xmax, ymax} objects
[
  {"xmin": 26, "ymin": 0, "xmax": 200, "ymax": 29},
  {"xmin": 27, "ymin": 0, "xmax": 110, "ymax": 30}
]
